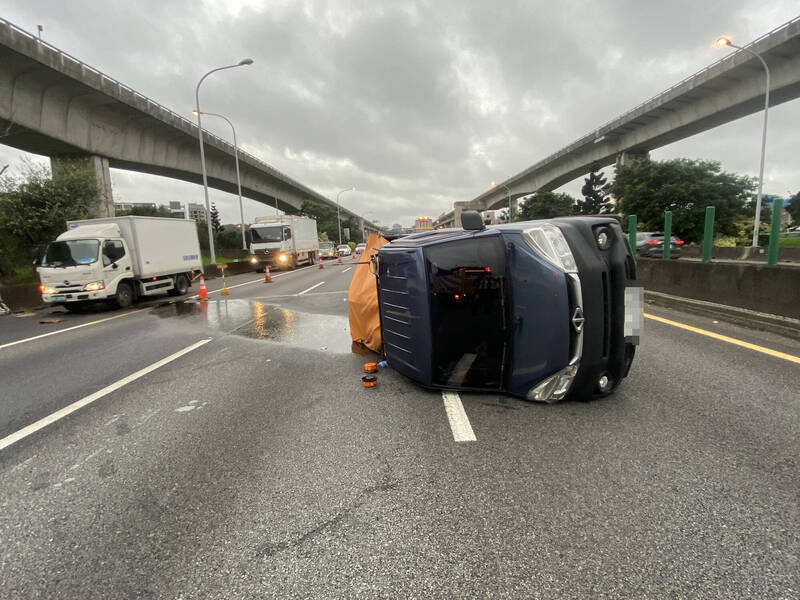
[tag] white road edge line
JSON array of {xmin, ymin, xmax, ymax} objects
[
  {"xmin": 0, "ymin": 309, "xmax": 147, "ymax": 351},
  {"xmin": 341, "ymin": 267, "xmax": 352, "ymax": 273},
  {"xmin": 297, "ymin": 281, "xmax": 325, "ymax": 295},
  {"xmin": 442, "ymin": 391, "xmax": 476, "ymax": 442},
  {"xmin": 0, "ymin": 338, "xmax": 212, "ymax": 452}
]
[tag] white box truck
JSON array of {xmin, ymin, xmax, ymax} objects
[
  {"xmin": 248, "ymin": 215, "xmax": 319, "ymax": 271},
  {"xmin": 37, "ymin": 216, "xmax": 203, "ymax": 311}
]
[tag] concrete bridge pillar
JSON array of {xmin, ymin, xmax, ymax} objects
[
  {"xmin": 616, "ymin": 150, "xmax": 650, "ymax": 169},
  {"xmin": 51, "ymin": 154, "xmax": 114, "ymax": 218}
]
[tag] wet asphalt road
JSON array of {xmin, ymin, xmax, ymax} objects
[{"xmin": 1, "ymin": 260, "xmax": 798, "ymax": 599}]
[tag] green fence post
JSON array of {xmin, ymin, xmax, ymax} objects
[
  {"xmin": 767, "ymin": 199, "xmax": 782, "ymax": 266},
  {"xmin": 702, "ymin": 206, "xmax": 715, "ymax": 263},
  {"xmin": 662, "ymin": 211, "xmax": 672, "ymax": 260},
  {"xmin": 627, "ymin": 215, "xmax": 637, "ymax": 254}
]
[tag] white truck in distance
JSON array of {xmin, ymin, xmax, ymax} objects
[
  {"xmin": 38, "ymin": 216, "xmax": 203, "ymax": 311},
  {"xmin": 248, "ymin": 216, "xmax": 319, "ymax": 271}
]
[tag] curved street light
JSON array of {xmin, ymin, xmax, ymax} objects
[
  {"xmin": 194, "ymin": 109, "xmax": 247, "ymax": 250},
  {"xmin": 336, "ymin": 186, "xmax": 355, "ymax": 245},
  {"xmin": 491, "ymin": 181, "xmax": 512, "ymax": 222},
  {"xmin": 715, "ymin": 36, "xmax": 770, "ymax": 247},
  {"xmin": 195, "ymin": 58, "xmax": 253, "ymax": 265}
]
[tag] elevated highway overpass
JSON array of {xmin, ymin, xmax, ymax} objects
[
  {"xmin": 437, "ymin": 16, "xmax": 800, "ymax": 228},
  {"xmin": 0, "ymin": 18, "xmax": 375, "ymax": 233}
]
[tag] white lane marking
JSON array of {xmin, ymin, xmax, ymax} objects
[
  {"xmin": 442, "ymin": 391, "xmax": 476, "ymax": 442},
  {"xmin": 341, "ymin": 267, "xmax": 352, "ymax": 273},
  {"xmin": 0, "ymin": 338, "xmax": 212, "ymax": 451},
  {"xmin": 0, "ymin": 309, "xmax": 146, "ymax": 351},
  {"xmin": 297, "ymin": 281, "xmax": 325, "ymax": 295}
]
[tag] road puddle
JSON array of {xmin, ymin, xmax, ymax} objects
[{"xmin": 150, "ymin": 299, "xmax": 353, "ymax": 353}]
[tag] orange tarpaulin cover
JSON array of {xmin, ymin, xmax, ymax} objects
[{"xmin": 348, "ymin": 233, "xmax": 388, "ymax": 352}]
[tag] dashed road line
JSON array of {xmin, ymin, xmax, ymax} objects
[
  {"xmin": 341, "ymin": 267, "xmax": 352, "ymax": 273},
  {"xmin": 297, "ymin": 281, "xmax": 325, "ymax": 295},
  {"xmin": 442, "ymin": 391, "xmax": 476, "ymax": 442},
  {"xmin": 0, "ymin": 338, "xmax": 212, "ymax": 451}
]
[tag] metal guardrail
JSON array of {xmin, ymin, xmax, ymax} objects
[
  {"xmin": 478, "ymin": 15, "xmax": 800, "ymax": 204},
  {"xmin": 0, "ymin": 17, "xmax": 370, "ymax": 219}
]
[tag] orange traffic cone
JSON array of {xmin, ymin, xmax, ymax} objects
[
  {"xmin": 264, "ymin": 266, "xmax": 272, "ymax": 283},
  {"xmin": 319, "ymin": 257, "xmax": 324, "ymax": 269},
  {"xmin": 337, "ymin": 255, "xmax": 342, "ymax": 264},
  {"xmin": 197, "ymin": 275, "xmax": 209, "ymax": 301}
]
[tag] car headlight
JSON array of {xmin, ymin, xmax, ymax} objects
[
  {"xmin": 40, "ymin": 284, "xmax": 58, "ymax": 294},
  {"xmin": 82, "ymin": 281, "xmax": 105, "ymax": 291},
  {"xmin": 526, "ymin": 364, "xmax": 579, "ymax": 403},
  {"xmin": 521, "ymin": 224, "xmax": 578, "ymax": 273}
]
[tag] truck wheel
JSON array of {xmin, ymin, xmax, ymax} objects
[
  {"xmin": 169, "ymin": 274, "xmax": 189, "ymax": 296},
  {"xmin": 114, "ymin": 281, "xmax": 133, "ymax": 309}
]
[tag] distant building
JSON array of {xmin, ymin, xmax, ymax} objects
[
  {"xmin": 114, "ymin": 201, "xmax": 157, "ymax": 211},
  {"xmin": 412, "ymin": 216, "xmax": 433, "ymax": 231},
  {"xmin": 187, "ymin": 203, "xmax": 207, "ymax": 222},
  {"xmin": 480, "ymin": 209, "xmax": 507, "ymax": 225},
  {"xmin": 168, "ymin": 201, "xmax": 185, "ymax": 218}
]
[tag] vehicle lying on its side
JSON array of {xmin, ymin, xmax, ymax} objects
[{"xmin": 372, "ymin": 211, "xmax": 641, "ymax": 402}]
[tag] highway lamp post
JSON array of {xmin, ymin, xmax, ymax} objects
[
  {"xmin": 336, "ymin": 186, "xmax": 355, "ymax": 245},
  {"xmin": 193, "ymin": 109, "xmax": 247, "ymax": 250},
  {"xmin": 491, "ymin": 181, "xmax": 512, "ymax": 222},
  {"xmin": 715, "ymin": 36, "xmax": 771, "ymax": 247},
  {"xmin": 195, "ymin": 58, "xmax": 253, "ymax": 265}
]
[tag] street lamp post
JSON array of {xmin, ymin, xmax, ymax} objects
[
  {"xmin": 716, "ymin": 36, "xmax": 770, "ymax": 247},
  {"xmin": 491, "ymin": 181, "xmax": 512, "ymax": 222},
  {"xmin": 195, "ymin": 58, "xmax": 253, "ymax": 265},
  {"xmin": 336, "ymin": 186, "xmax": 355, "ymax": 245},
  {"xmin": 194, "ymin": 109, "xmax": 247, "ymax": 250}
]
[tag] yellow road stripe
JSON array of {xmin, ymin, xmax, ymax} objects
[{"xmin": 644, "ymin": 313, "xmax": 800, "ymax": 365}]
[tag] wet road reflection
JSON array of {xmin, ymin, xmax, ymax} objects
[{"xmin": 150, "ymin": 299, "xmax": 353, "ymax": 353}]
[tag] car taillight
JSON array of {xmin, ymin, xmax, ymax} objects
[
  {"xmin": 646, "ymin": 240, "xmax": 660, "ymax": 245},
  {"xmin": 675, "ymin": 240, "xmax": 684, "ymax": 245}
]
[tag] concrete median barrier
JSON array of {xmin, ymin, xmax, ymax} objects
[{"xmin": 636, "ymin": 258, "xmax": 800, "ymax": 320}]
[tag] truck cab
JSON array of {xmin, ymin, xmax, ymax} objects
[
  {"xmin": 249, "ymin": 223, "xmax": 294, "ymax": 269},
  {"xmin": 38, "ymin": 224, "xmax": 134, "ymax": 308}
]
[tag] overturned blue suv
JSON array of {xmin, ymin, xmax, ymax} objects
[{"xmin": 375, "ymin": 211, "xmax": 641, "ymax": 402}]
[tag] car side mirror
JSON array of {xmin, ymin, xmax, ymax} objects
[{"xmin": 461, "ymin": 210, "xmax": 485, "ymax": 231}]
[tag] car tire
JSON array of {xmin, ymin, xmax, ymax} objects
[
  {"xmin": 169, "ymin": 274, "xmax": 189, "ymax": 296},
  {"xmin": 114, "ymin": 281, "xmax": 133, "ymax": 309}
]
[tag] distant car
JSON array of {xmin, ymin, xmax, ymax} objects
[
  {"xmin": 337, "ymin": 244, "xmax": 352, "ymax": 256},
  {"xmin": 635, "ymin": 232, "xmax": 684, "ymax": 258},
  {"xmin": 355, "ymin": 243, "xmax": 366, "ymax": 255},
  {"xmin": 319, "ymin": 241, "xmax": 337, "ymax": 259}
]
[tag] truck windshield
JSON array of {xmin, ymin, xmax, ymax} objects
[
  {"xmin": 41, "ymin": 240, "xmax": 100, "ymax": 267},
  {"xmin": 320, "ymin": 242, "xmax": 335, "ymax": 249},
  {"xmin": 250, "ymin": 226, "xmax": 283, "ymax": 243}
]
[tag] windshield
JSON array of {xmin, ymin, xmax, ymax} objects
[
  {"xmin": 320, "ymin": 242, "xmax": 335, "ymax": 249},
  {"xmin": 41, "ymin": 239, "xmax": 100, "ymax": 267},
  {"xmin": 250, "ymin": 226, "xmax": 283, "ymax": 243}
]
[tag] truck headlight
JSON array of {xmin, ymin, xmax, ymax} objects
[
  {"xmin": 249, "ymin": 256, "xmax": 258, "ymax": 264},
  {"xmin": 40, "ymin": 284, "xmax": 57, "ymax": 294},
  {"xmin": 82, "ymin": 281, "xmax": 105, "ymax": 291},
  {"xmin": 279, "ymin": 254, "xmax": 288, "ymax": 263},
  {"xmin": 526, "ymin": 364, "xmax": 579, "ymax": 403},
  {"xmin": 522, "ymin": 224, "xmax": 578, "ymax": 273}
]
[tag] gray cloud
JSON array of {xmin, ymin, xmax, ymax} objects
[{"xmin": 1, "ymin": 0, "xmax": 798, "ymax": 228}]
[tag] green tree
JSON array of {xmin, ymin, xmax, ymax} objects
[
  {"xmin": 517, "ymin": 191, "xmax": 576, "ymax": 221},
  {"xmin": 115, "ymin": 205, "xmax": 175, "ymax": 218},
  {"xmin": 0, "ymin": 159, "xmax": 97, "ymax": 247},
  {"xmin": 300, "ymin": 198, "xmax": 340, "ymax": 242},
  {"xmin": 787, "ymin": 191, "xmax": 800, "ymax": 225},
  {"xmin": 610, "ymin": 157, "xmax": 754, "ymax": 244},
  {"xmin": 576, "ymin": 168, "xmax": 607, "ymax": 215},
  {"xmin": 210, "ymin": 203, "xmax": 222, "ymax": 234}
]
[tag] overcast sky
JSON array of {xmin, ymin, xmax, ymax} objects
[{"xmin": 1, "ymin": 1, "xmax": 798, "ymax": 227}]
